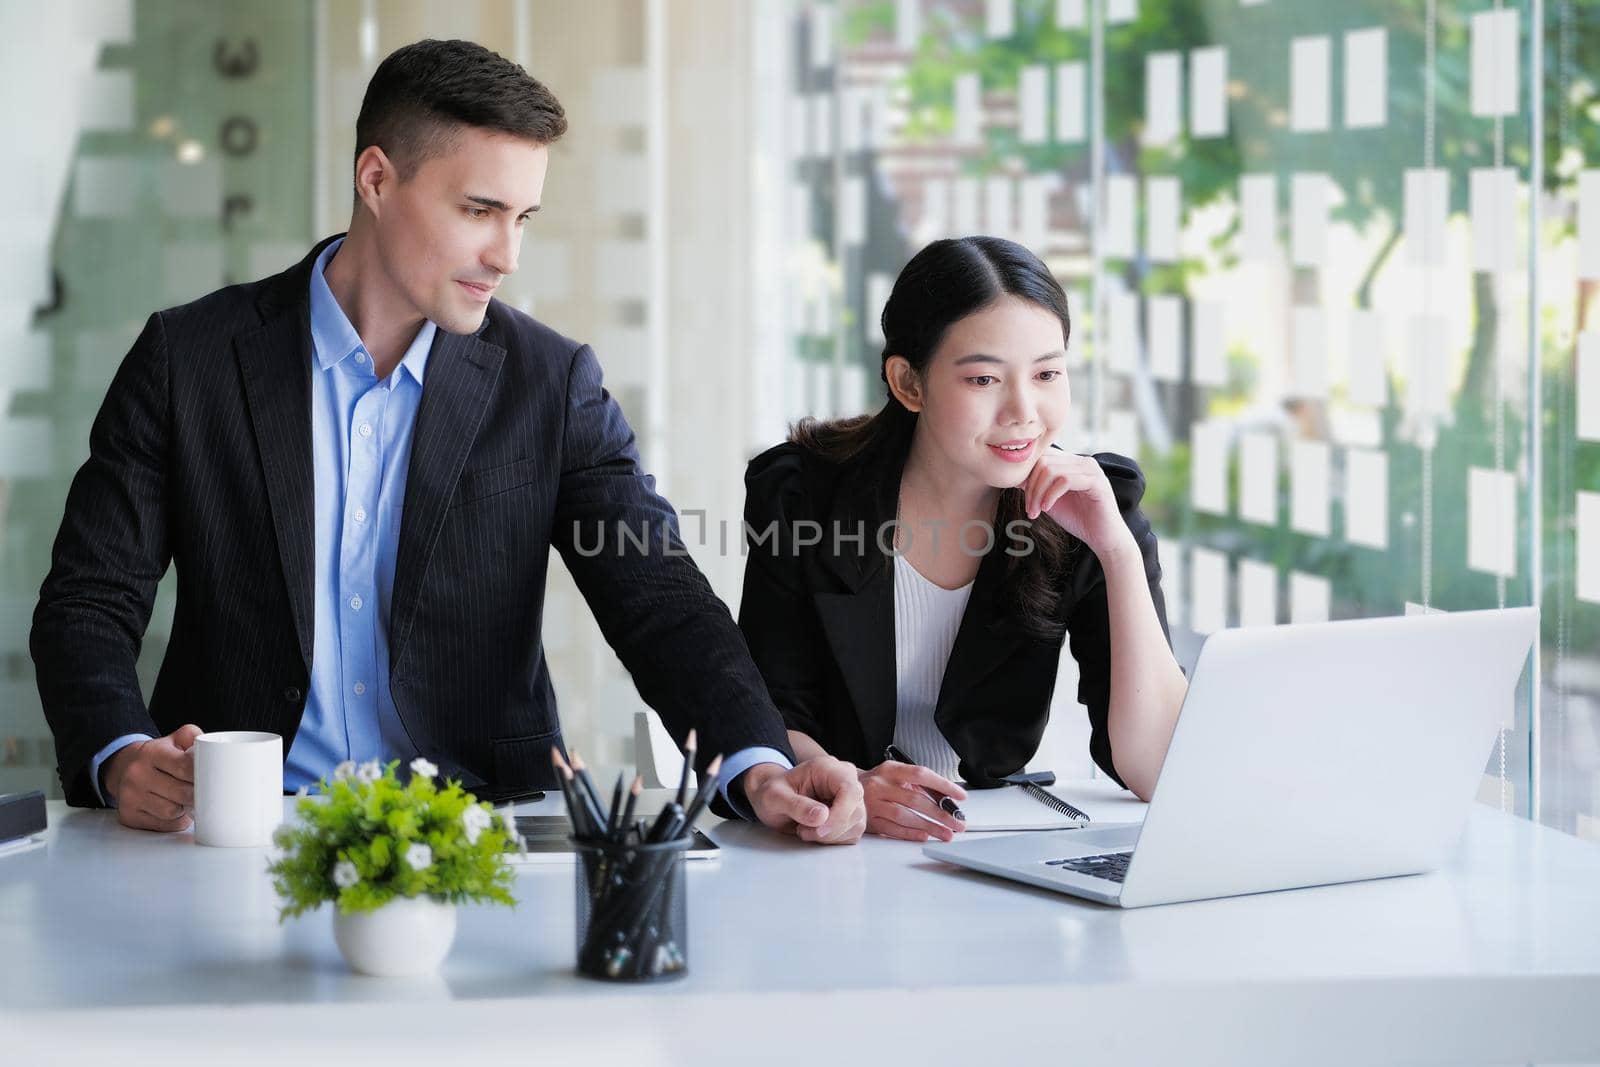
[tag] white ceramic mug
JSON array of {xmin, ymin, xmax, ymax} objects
[{"xmin": 192, "ymin": 731, "xmax": 283, "ymax": 848}]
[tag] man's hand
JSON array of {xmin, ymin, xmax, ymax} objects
[
  {"xmin": 102, "ymin": 724, "xmax": 203, "ymax": 832},
  {"xmin": 741, "ymin": 756, "xmax": 866, "ymax": 845}
]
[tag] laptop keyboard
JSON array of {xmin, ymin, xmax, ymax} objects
[{"xmin": 1045, "ymin": 851, "xmax": 1133, "ymax": 883}]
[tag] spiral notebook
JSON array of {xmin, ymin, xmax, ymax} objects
[{"xmin": 954, "ymin": 783, "xmax": 1092, "ymax": 832}]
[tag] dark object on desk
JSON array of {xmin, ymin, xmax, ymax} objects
[
  {"xmin": 572, "ymin": 835, "xmax": 690, "ymax": 982},
  {"xmin": 477, "ymin": 786, "xmax": 547, "ymax": 805},
  {"xmin": 1001, "ymin": 770, "xmax": 1091, "ymax": 824},
  {"xmin": 1, "ymin": 790, "xmax": 48, "ymax": 849},
  {"xmin": 552, "ymin": 745, "xmax": 719, "ymax": 981},
  {"xmin": 507, "ymin": 815, "xmax": 719, "ymax": 862}
]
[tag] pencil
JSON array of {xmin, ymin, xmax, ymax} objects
[
  {"xmin": 568, "ymin": 751, "xmax": 608, "ymax": 834},
  {"xmin": 606, "ymin": 771, "xmax": 625, "ymax": 842},
  {"xmin": 679, "ymin": 753, "xmax": 723, "ymax": 834},
  {"xmin": 550, "ymin": 748, "xmax": 601, "ymax": 838},
  {"xmin": 619, "ymin": 776, "xmax": 642, "ymax": 843},
  {"xmin": 645, "ymin": 801, "xmax": 682, "ymax": 844},
  {"xmin": 550, "ymin": 748, "xmax": 592, "ymax": 838},
  {"xmin": 675, "ymin": 728, "xmax": 697, "ymax": 809}
]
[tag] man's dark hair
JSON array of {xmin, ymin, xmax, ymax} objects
[{"xmin": 354, "ymin": 39, "xmax": 567, "ymax": 181}]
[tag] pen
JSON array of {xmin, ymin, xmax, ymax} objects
[
  {"xmin": 884, "ymin": 744, "xmax": 965, "ymax": 822},
  {"xmin": 489, "ymin": 786, "xmax": 547, "ymax": 805}
]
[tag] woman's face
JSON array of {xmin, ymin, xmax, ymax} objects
[{"xmin": 895, "ymin": 294, "xmax": 1071, "ymax": 493}]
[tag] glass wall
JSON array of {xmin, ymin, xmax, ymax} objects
[
  {"xmin": 1, "ymin": 1, "xmax": 316, "ymax": 797},
  {"xmin": 1539, "ymin": 0, "xmax": 1600, "ymax": 841},
  {"xmin": 773, "ymin": 0, "xmax": 1600, "ymax": 837}
]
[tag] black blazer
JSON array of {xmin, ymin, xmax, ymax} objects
[
  {"xmin": 32, "ymin": 235, "xmax": 791, "ymax": 807},
  {"xmin": 737, "ymin": 441, "xmax": 1171, "ymax": 788}
]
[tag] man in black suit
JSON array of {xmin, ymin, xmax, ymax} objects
[{"xmin": 30, "ymin": 39, "xmax": 864, "ymax": 844}]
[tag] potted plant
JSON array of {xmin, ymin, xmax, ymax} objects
[{"xmin": 267, "ymin": 757, "xmax": 517, "ymax": 976}]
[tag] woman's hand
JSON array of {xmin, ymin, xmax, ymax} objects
[
  {"xmin": 859, "ymin": 761, "xmax": 968, "ymax": 842},
  {"xmin": 1022, "ymin": 450, "xmax": 1135, "ymax": 560}
]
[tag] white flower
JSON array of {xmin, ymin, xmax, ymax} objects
[
  {"xmin": 332, "ymin": 760, "xmax": 356, "ymax": 782},
  {"xmin": 404, "ymin": 842, "xmax": 433, "ymax": 871},
  {"xmin": 410, "ymin": 757, "xmax": 439, "ymax": 779},
  {"xmin": 462, "ymin": 804, "xmax": 493, "ymax": 844},
  {"xmin": 355, "ymin": 759, "xmax": 382, "ymax": 784},
  {"xmin": 333, "ymin": 860, "xmax": 360, "ymax": 888},
  {"xmin": 501, "ymin": 807, "xmax": 525, "ymax": 853}
]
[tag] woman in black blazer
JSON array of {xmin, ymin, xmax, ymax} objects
[{"xmin": 738, "ymin": 237, "xmax": 1188, "ymax": 842}]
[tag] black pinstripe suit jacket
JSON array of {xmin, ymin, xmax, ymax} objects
[{"xmin": 32, "ymin": 235, "xmax": 793, "ymax": 807}]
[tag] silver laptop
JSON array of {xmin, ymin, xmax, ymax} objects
[{"xmin": 924, "ymin": 607, "xmax": 1537, "ymax": 908}]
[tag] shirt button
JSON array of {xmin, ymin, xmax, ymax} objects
[
  {"xmin": 349, "ymin": 595, "xmax": 363, "ymax": 611},
  {"xmin": 283, "ymin": 686, "xmax": 302, "ymax": 704},
  {"xmin": 358, "ymin": 423, "xmax": 373, "ymax": 438},
  {"xmin": 353, "ymin": 682, "xmax": 367, "ymax": 696},
  {"xmin": 353, "ymin": 507, "xmax": 367, "ymax": 523},
  {"xmin": 355, "ymin": 351, "xmax": 368, "ymax": 366}
]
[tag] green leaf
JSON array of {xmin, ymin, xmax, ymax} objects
[{"xmin": 263, "ymin": 762, "xmax": 517, "ymax": 919}]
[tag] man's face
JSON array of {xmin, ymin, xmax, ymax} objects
[{"xmin": 366, "ymin": 126, "xmax": 549, "ymax": 334}]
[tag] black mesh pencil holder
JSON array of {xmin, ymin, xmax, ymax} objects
[{"xmin": 572, "ymin": 835, "xmax": 690, "ymax": 982}]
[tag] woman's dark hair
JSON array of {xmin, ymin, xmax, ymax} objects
[
  {"xmin": 355, "ymin": 39, "xmax": 567, "ymax": 181},
  {"xmin": 790, "ymin": 236, "xmax": 1076, "ymax": 641}
]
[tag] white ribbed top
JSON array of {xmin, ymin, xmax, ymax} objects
[{"xmin": 891, "ymin": 554, "xmax": 974, "ymax": 781}]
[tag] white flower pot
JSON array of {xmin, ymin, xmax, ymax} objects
[{"xmin": 332, "ymin": 897, "xmax": 457, "ymax": 977}]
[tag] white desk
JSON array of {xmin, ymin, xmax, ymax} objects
[{"xmin": 4, "ymin": 783, "xmax": 1600, "ymax": 1066}]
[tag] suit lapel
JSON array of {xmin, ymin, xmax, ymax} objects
[
  {"xmin": 236, "ymin": 264, "xmax": 320, "ymax": 670},
  {"xmin": 388, "ymin": 327, "xmax": 506, "ymax": 671},
  {"xmin": 812, "ymin": 465, "xmax": 899, "ymax": 760},
  {"xmin": 815, "ymin": 578, "xmax": 896, "ymax": 761},
  {"xmin": 934, "ymin": 545, "xmax": 1022, "ymax": 732}
]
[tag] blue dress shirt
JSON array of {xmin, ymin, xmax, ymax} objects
[
  {"xmin": 282, "ymin": 237, "xmax": 434, "ymax": 788},
  {"xmin": 89, "ymin": 239, "xmax": 787, "ymax": 811}
]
